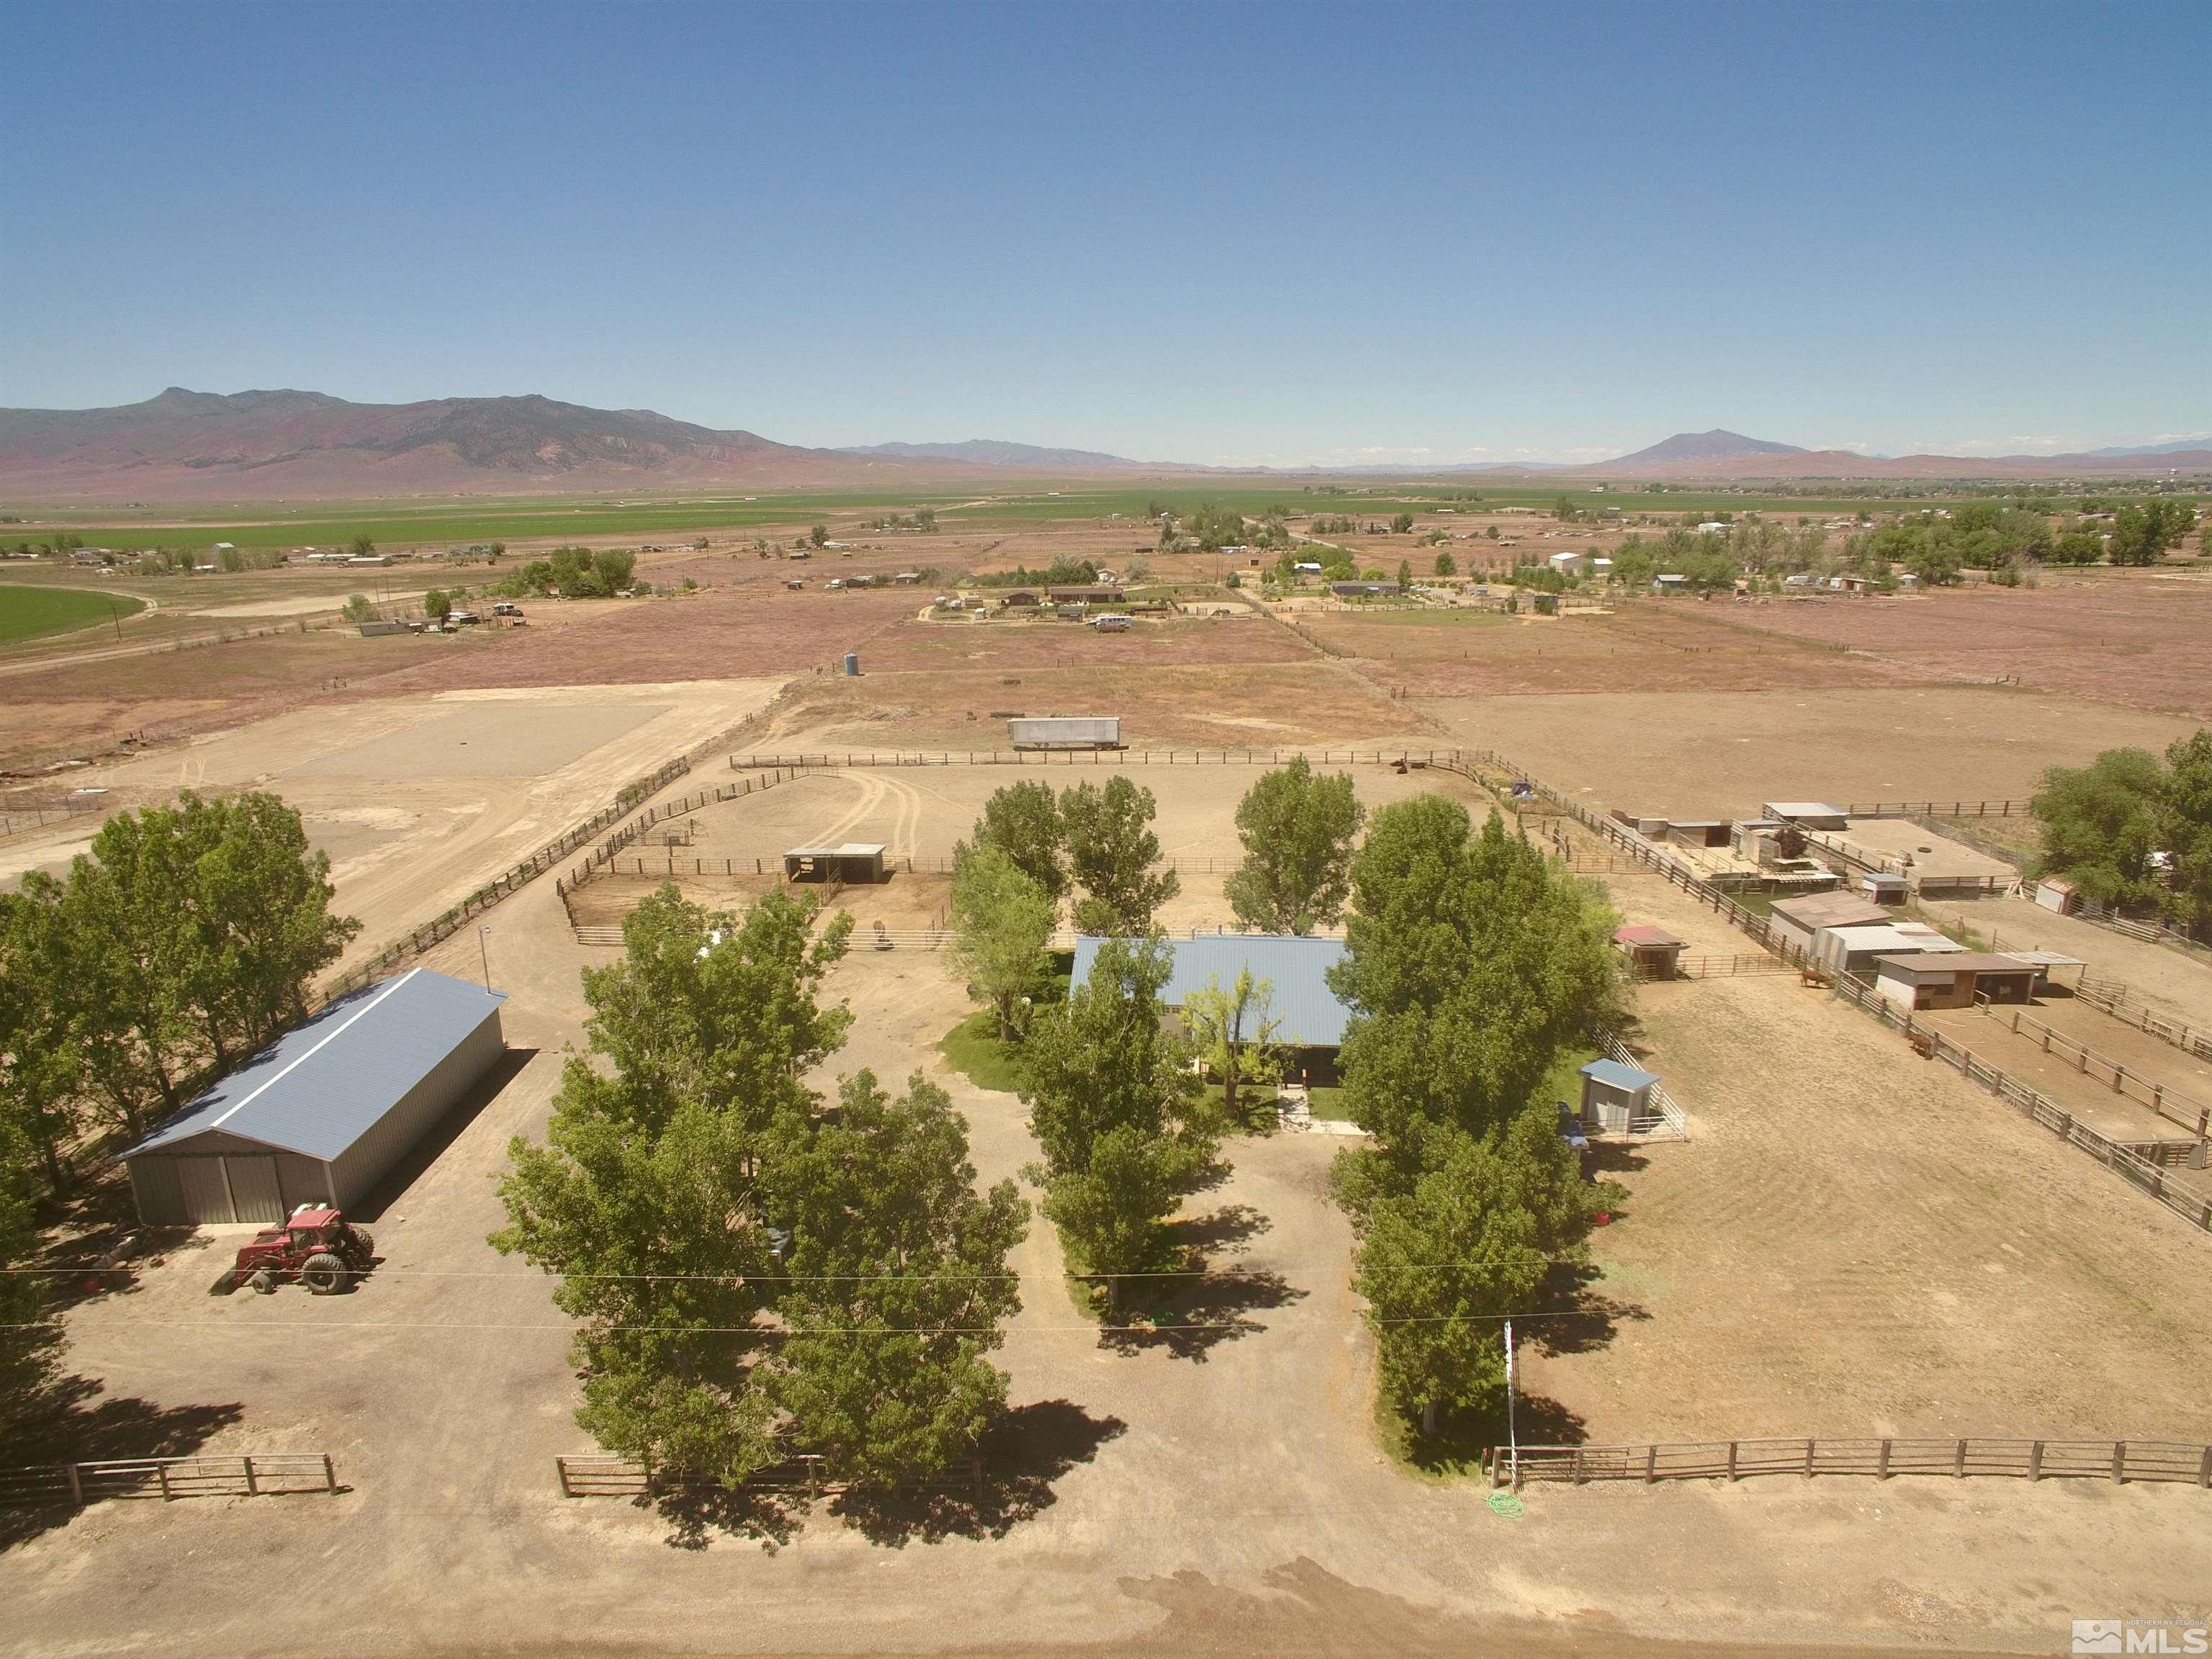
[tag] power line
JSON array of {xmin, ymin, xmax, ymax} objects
[{"xmin": 2, "ymin": 1255, "xmax": 1604, "ymax": 1282}]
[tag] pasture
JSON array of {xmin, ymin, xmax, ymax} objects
[{"xmin": 0, "ymin": 581, "xmax": 143, "ymax": 644}]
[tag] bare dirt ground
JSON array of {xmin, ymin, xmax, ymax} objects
[
  {"xmin": 1712, "ymin": 572, "xmax": 2212, "ymax": 719},
  {"xmin": 859, "ymin": 611, "xmax": 1310, "ymax": 675},
  {"xmin": 0, "ymin": 680, "xmax": 782, "ymax": 968},
  {"xmin": 1419, "ymin": 685, "xmax": 2203, "ymax": 820},
  {"xmin": 6, "ymin": 818, "xmax": 2206, "ymax": 1659},
  {"xmin": 1917, "ymin": 1000, "xmax": 2212, "ymax": 1145},
  {"xmin": 1832, "ymin": 817, "xmax": 2018, "ymax": 881}
]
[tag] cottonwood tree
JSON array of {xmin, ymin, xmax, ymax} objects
[
  {"xmin": 1181, "ymin": 967, "xmax": 1285, "ymax": 1122},
  {"xmin": 767, "ymin": 1071, "xmax": 1027, "ymax": 1485},
  {"xmin": 493, "ymin": 886, "xmax": 853, "ymax": 1485},
  {"xmin": 0, "ymin": 895, "xmax": 78, "ymax": 1192},
  {"xmin": 1019, "ymin": 937, "xmax": 1218, "ymax": 1303},
  {"xmin": 1326, "ymin": 798, "xmax": 1622, "ymax": 1438},
  {"xmin": 1060, "ymin": 776, "xmax": 1178, "ymax": 935},
  {"xmin": 0, "ymin": 1113, "xmax": 59, "ymax": 1434},
  {"xmin": 1223, "ymin": 755, "xmax": 1364, "ymax": 935},
  {"xmin": 2157, "ymin": 729, "xmax": 2212, "ymax": 938},
  {"xmin": 2032, "ymin": 747, "xmax": 2168, "ymax": 913},
  {"xmin": 947, "ymin": 845, "xmax": 1055, "ymax": 1039},
  {"xmin": 960, "ymin": 781, "xmax": 1068, "ymax": 909},
  {"xmin": 12, "ymin": 792, "xmax": 358, "ymax": 1140}
]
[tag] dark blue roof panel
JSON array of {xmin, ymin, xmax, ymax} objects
[{"xmin": 124, "ymin": 969, "xmax": 506, "ymax": 1163}]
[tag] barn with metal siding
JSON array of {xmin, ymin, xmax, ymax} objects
[{"xmin": 120, "ymin": 968, "xmax": 507, "ymax": 1227}]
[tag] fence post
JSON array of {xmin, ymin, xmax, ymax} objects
[
  {"xmin": 2111, "ymin": 1443, "xmax": 2126, "ymax": 1485},
  {"xmin": 2199, "ymin": 1445, "xmax": 2211, "ymax": 1489},
  {"xmin": 323, "ymin": 1453, "xmax": 337, "ymax": 1493},
  {"xmin": 1644, "ymin": 1444, "xmax": 1658, "ymax": 1483},
  {"xmin": 243, "ymin": 1455, "xmax": 258, "ymax": 1496},
  {"xmin": 1877, "ymin": 1439, "xmax": 1891, "ymax": 1480},
  {"xmin": 1570, "ymin": 1447, "xmax": 1584, "ymax": 1484},
  {"xmin": 156, "ymin": 1462, "xmax": 171, "ymax": 1500},
  {"xmin": 2028, "ymin": 1441, "xmax": 2043, "ymax": 1482},
  {"xmin": 557, "ymin": 1457, "xmax": 571, "ymax": 1498},
  {"xmin": 1804, "ymin": 1439, "xmax": 1816, "ymax": 1479},
  {"xmin": 1726, "ymin": 1441, "xmax": 1738, "ymax": 1482},
  {"xmin": 66, "ymin": 1462, "xmax": 83, "ymax": 1506},
  {"xmin": 1954, "ymin": 1439, "xmax": 1966, "ymax": 1479}
]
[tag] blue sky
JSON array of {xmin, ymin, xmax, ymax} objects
[{"xmin": 2, "ymin": 1, "xmax": 2206, "ymax": 464}]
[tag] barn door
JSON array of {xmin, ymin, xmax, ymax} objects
[
  {"xmin": 176, "ymin": 1159, "xmax": 235, "ymax": 1225},
  {"xmin": 224, "ymin": 1156, "xmax": 284, "ymax": 1223}
]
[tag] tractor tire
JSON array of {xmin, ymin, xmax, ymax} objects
[
  {"xmin": 346, "ymin": 1227, "xmax": 374, "ymax": 1262},
  {"xmin": 300, "ymin": 1252, "xmax": 350, "ymax": 1295},
  {"xmin": 248, "ymin": 1269, "xmax": 276, "ymax": 1295}
]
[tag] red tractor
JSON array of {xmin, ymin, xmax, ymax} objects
[{"xmin": 230, "ymin": 1205, "xmax": 376, "ymax": 1295}]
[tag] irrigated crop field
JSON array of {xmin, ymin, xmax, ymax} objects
[{"xmin": 0, "ymin": 583, "xmax": 146, "ymax": 644}]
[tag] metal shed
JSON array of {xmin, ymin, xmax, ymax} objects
[
  {"xmin": 1578, "ymin": 1059, "xmax": 1660, "ymax": 1133},
  {"xmin": 120, "ymin": 969, "xmax": 507, "ymax": 1227},
  {"xmin": 783, "ymin": 842, "xmax": 888, "ymax": 884}
]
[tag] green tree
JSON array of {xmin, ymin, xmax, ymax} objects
[
  {"xmin": 548, "ymin": 545, "xmax": 595, "ymax": 594},
  {"xmin": 350, "ymin": 534, "xmax": 376, "ymax": 558},
  {"xmin": 1396, "ymin": 558, "xmax": 1412, "ymax": 590},
  {"xmin": 593, "ymin": 548, "xmax": 637, "ymax": 592},
  {"xmin": 1433, "ymin": 551, "xmax": 1457, "ymax": 576},
  {"xmin": 2154, "ymin": 729, "xmax": 2212, "ymax": 938},
  {"xmin": 342, "ymin": 593, "xmax": 375, "ymax": 623},
  {"xmin": 961, "ymin": 781, "xmax": 1067, "ymax": 907},
  {"xmin": 810, "ymin": 523, "xmax": 830, "ymax": 548},
  {"xmin": 2032, "ymin": 748, "xmax": 2167, "ymax": 912},
  {"xmin": 1390, "ymin": 512, "xmax": 1414, "ymax": 534},
  {"xmin": 1060, "ymin": 775, "xmax": 1179, "ymax": 935},
  {"xmin": 0, "ymin": 894, "xmax": 80, "ymax": 1191},
  {"xmin": 1223, "ymin": 755, "xmax": 1364, "ymax": 935},
  {"xmin": 767, "ymin": 1071, "xmax": 1027, "ymax": 1485},
  {"xmin": 1018, "ymin": 938, "xmax": 1218, "ymax": 1300},
  {"xmin": 1181, "ymin": 968, "xmax": 1284, "ymax": 1123},
  {"xmin": 947, "ymin": 845, "xmax": 1055, "ymax": 1039},
  {"xmin": 492, "ymin": 886, "xmax": 851, "ymax": 1485},
  {"xmin": 0, "ymin": 1110, "xmax": 60, "ymax": 1435},
  {"xmin": 423, "ymin": 588, "xmax": 452, "ymax": 622}
]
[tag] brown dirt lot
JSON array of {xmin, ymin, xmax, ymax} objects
[
  {"xmin": 858, "ymin": 611, "xmax": 1311, "ymax": 675},
  {"xmin": 1307, "ymin": 605, "xmax": 1929, "ymax": 699},
  {"xmin": 1919, "ymin": 893, "xmax": 2212, "ymax": 1026},
  {"xmin": 1529, "ymin": 897, "xmax": 2212, "ymax": 1444},
  {"xmin": 1416, "ymin": 685, "xmax": 2203, "ymax": 820},
  {"xmin": 1917, "ymin": 1000, "xmax": 2212, "ymax": 1146},
  {"xmin": 1712, "ymin": 572, "xmax": 2212, "ymax": 719}
]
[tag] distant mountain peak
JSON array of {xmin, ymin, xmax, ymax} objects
[{"xmin": 1611, "ymin": 429, "xmax": 1809, "ymax": 466}]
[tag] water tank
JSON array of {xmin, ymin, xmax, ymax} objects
[{"xmin": 843, "ymin": 653, "xmax": 860, "ymax": 677}]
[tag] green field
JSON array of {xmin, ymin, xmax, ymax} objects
[
  {"xmin": 0, "ymin": 583, "xmax": 145, "ymax": 644},
  {"xmin": 0, "ymin": 477, "xmax": 2066, "ymax": 554}
]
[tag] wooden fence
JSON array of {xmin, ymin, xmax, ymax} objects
[
  {"xmin": 0, "ymin": 1452, "xmax": 338, "ymax": 1509},
  {"xmin": 555, "ymin": 1453, "xmax": 981, "ymax": 1500},
  {"xmin": 0, "ymin": 795, "xmax": 105, "ymax": 843},
  {"xmin": 1491, "ymin": 1437, "xmax": 2211, "ymax": 1488},
  {"xmin": 2072, "ymin": 895, "xmax": 2211, "ymax": 955},
  {"xmin": 2076, "ymin": 978, "xmax": 2212, "ymax": 1063},
  {"xmin": 555, "ymin": 769, "xmax": 791, "ymax": 899},
  {"xmin": 732, "ymin": 747, "xmax": 1467, "ymax": 771},
  {"xmin": 1977, "ymin": 1002, "xmax": 2211, "ymax": 1141},
  {"xmin": 1843, "ymin": 799, "xmax": 2031, "ymax": 819},
  {"xmin": 322, "ymin": 752, "xmax": 694, "ymax": 1000}
]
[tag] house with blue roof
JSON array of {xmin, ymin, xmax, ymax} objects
[{"xmin": 1069, "ymin": 933, "xmax": 1352, "ymax": 1083}]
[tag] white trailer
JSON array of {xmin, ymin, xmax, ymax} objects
[{"xmin": 1009, "ymin": 716, "xmax": 1123, "ymax": 750}]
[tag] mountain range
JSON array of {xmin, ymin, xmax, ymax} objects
[{"xmin": 0, "ymin": 392, "xmax": 2204, "ymax": 500}]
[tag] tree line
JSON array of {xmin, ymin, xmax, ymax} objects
[
  {"xmin": 0, "ymin": 793, "xmax": 360, "ymax": 1436},
  {"xmin": 2033, "ymin": 730, "xmax": 2212, "ymax": 938}
]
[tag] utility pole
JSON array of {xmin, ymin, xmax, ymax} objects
[
  {"xmin": 477, "ymin": 925, "xmax": 493, "ymax": 992},
  {"xmin": 1504, "ymin": 1317, "xmax": 1519, "ymax": 1492}
]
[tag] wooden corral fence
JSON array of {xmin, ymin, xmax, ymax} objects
[
  {"xmin": 1491, "ymin": 1437, "xmax": 2211, "ymax": 1489},
  {"xmin": 2071, "ymin": 895, "xmax": 2211, "ymax": 956},
  {"xmin": 1825, "ymin": 974, "xmax": 2212, "ymax": 1231},
  {"xmin": 0, "ymin": 1453, "xmax": 339, "ymax": 1509},
  {"xmin": 1843, "ymin": 800, "xmax": 2031, "ymax": 819},
  {"xmin": 555, "ymin": 768, "xmax": 791, "ymax": 899},
  {"xmin": 732, "ymin": 748, "xmax": 1467, "ymax": 771},
  {"xmin": 555, "ymin": 1454, "xmax": 981, "ymax": 1501},
  {"xmin": 1645, "ymin": 954, "xmax": 1796, "ymax": 981},
  {"xmin": 0, "ymin": 793, "xmax": 107, "ymax": 843},
  {"xmin": 2076, "ymin": 978, "xmax": 2212, "ymax": 1063},
  {"xmin": 322, "ymin": 752, "xmax": 695, "ymax": 1000},
  {"xmin": 1975, "ymin": 1000, "xmax": 2212, "ymax": 1141}
]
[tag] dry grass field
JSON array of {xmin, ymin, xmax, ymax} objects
[
  {"xmin": 1419, "ymin": 685, "xmax": 2204, "ymax": 819},
  {"xmin": 1714, "ymin": 573, "xmax": 2212, "ymax": 718}
]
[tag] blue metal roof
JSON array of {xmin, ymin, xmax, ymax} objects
[
  {"xmin": 1580, "ymin": 1058, "xmax": 1658, "ymax": 1092},
  {"xmin": 124, "ymin": 968, "xmax": 506, "ymax": 1163},
  {"xmin": 1070, "ymin": 935, "xmax": 1350, "ymax": 1048}
]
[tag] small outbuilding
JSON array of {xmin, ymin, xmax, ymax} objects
[
  {"xmin": 1873, "ymin": 951, "xmax": 2038, "ymax": 1012},
  {"xmin": 1858, "ymin": 871, "xmax": 1910, "ymax": 904},
  {"xmin": 1578, "ymin": 1059, "xmax": 1660, "ymax": 1133},
  {"xmin": 2034, "ymin": 876, "xmax": 2080, "ymax": 915},
  {"xmin": 1665, "ymin": 819, "xmax": 1730, "ymax": 849},
  {"xmin": 783, "ymin": 842, "xmax": 889, "ymax": 884},
  {"xmin": 1812, "ymin": 921, "xmax": 1963, "ymax": 979},
  {"xmin": 1762, "ymin": 801, "xmax": 1851, "ymax": 832},
  {"xmin": 120, "ymin": 969, "xmax": 508, "ymax": 1227},
  {"xmin": 1614, "ymin": 924, "xmax": 1688, "ymax": 980},
  {"xmin": 1009, "ymin": 715, "xmax": 1122, "ymax": 750},
  {"xmin": 1767, "ymin": 891, "xmax": 1892, "ymax": 956}
]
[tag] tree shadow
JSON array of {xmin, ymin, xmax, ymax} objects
[
  {"xmin": 0, "ymin": 1372, "xmax": 246, "ymax": 1552},
  {"xmin": 30, "ymin": 1162, "xmax": 208, "ymax": 1313},
  {"xmin": 1527, "ymin": 1260, "xmax": 1649, "ymax": 1359},
  {"xmin": 829, "ymin": 1397, "xmax": 1126, "ymax": 1547},
  {"xmin": 1402, "ymin": 1392, "xmax": 1592, "ymax": 1478},
  {"xmin": 643, "ymin": 1483, "xmax": 806, "ymax": 1553}
]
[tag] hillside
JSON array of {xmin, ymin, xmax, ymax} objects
[
  {"xmin": 1565, "ymin": 428, "xmax": 2212, "ymax": 481},
  {"xmin": 837, "ymin": 439, "xmax": 1185, "ymax": 471},
  {"xmin": 0, "ymin": 390, "xmax": 1111, "ymax": 501}
]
